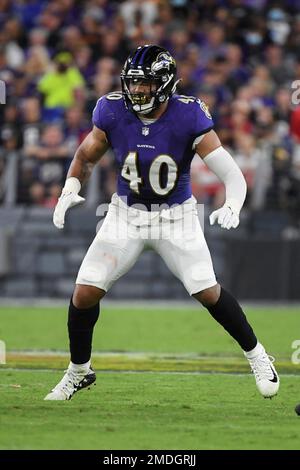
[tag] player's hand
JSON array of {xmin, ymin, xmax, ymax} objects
[
  {"xmin": 53, "ymin": 191, "xmax": 85, "ymax": 229},
  {"xmin": 209, "ymin": 204, "xmax": 239, "ymax": 230}
]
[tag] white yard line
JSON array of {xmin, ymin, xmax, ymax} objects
[
  {"xmin": 0, "ymin": 298, "xmax": 300, "ymax": 309},
  {"xmin": 6, "ymin": 350, "xmax": 245, "ymax": 359},
  {"xmin": 0, "ymin": 367, "xmax": 299, "ymax": 377}
]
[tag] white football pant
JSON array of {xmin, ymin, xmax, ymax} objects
[{"xmin": 76, "ymin": 193, "xmax": 217, "ymax": 295}]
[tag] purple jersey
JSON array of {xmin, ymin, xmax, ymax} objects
[{"xmin": 92, "ymin": 92, "xmax": 214, "ymax": 209}]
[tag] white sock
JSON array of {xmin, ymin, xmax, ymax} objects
[
  {"xmin": 244, "ymin": 342, "xmax": 265, "ymax": 359},
  {"xmin": 69, "ymin": 360, "xmax": 91, "ymax": 373}
]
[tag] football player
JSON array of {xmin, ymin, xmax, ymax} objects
[{"xmin": 45, "ymin": 45, "xmax": 279, "ymax": 400}]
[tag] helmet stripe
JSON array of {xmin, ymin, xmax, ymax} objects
[
  {"xmin": 132, "ymin": 47, "xmax": 145, "ymax": 66},
  {"xmin": 138, "ymin": 45, "xmax": 151, "ymax": 65}
]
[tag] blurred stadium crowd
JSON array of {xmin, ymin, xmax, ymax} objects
[{"xmin": 1, "ymin": 0, "xmax": 300, "ymax": 228}]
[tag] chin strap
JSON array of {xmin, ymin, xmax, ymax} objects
[{"xmin": 171, "ymin": 78, "xmax": 181, "ymax": 94}]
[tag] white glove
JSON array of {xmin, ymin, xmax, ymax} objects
[
  {"xmin": 209, "ymin": 203, "xmax": 240, "ymax": 230},
  {"xmin": 53, "ymin": 178, "xmax": 85, "ymax": 229}
]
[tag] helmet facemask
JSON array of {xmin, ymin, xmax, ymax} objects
[{"xmin": 123, "ymin": 77, "xmax": 160, "ymax": 115}]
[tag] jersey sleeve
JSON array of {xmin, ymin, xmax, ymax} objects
[
  {"xmin": 92, "ymin": 96, "xmax": 112, "ymax": 132},
  {"xmin": 192, "ymin": 99, "xmax": 214, "ymax": 139}
]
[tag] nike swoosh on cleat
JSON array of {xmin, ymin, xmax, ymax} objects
[{"xmin": 269, "ymin": 367, "xmax": 278, "ymax": 383}]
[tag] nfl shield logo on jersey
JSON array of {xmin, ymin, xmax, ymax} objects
[{"xmin": 142, "ymin": 127, "xmax": 149, "ymax": 136}]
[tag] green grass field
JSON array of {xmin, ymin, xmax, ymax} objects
[{"xmin": 0, "ymin": 304, "xmax": 300, "ymax": 449}]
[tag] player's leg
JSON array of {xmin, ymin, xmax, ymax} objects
[
  {"xmin": 44, "ymin": 285, "xmax": 104, "ymax": 401},
  {"xmin": 44, "ymin": 201, "xmax": 144, "ymax": 400},
  {"xmin": 155, "ymin": 208, "xmax": 279, "ymax": 398},
  {"xmin": 192, "ymin": 285, "xmax": 279, "ymax": 398},
  {"xmin": 192, "ymin": 284, "xmax": 257, "ymax": 353},
  {"xmin": 67, "ymin": 285, "xmax": 104, "ymax": 370}
]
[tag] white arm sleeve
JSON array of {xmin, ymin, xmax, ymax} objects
[{"xmin": 201, "ymin": 146, "xmax": 247, "ymax": 213}]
